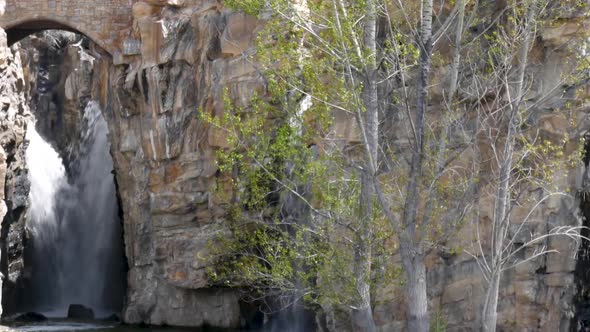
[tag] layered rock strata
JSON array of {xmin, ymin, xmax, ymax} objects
[
  {"xmin": 1, "ymin": 0, "xmax": 590, "ymax": 331},
  {"xmin": 103, "ymin": 2, "xmax": 590, "ymax": 330}
]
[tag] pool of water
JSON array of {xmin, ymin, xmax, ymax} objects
[{"xmin": 1, "ymin": 321, "xmax": 240, "ymax": 332}]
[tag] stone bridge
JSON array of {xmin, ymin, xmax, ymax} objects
[{"xmin": 0, "ymin": 0, "xmax": 136, "ymax": 55}]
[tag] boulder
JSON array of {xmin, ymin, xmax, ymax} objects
[
  {"xmin": 67, "ymin": 304, "xmax": 95, "ymax": 320},
  {"xmin": 102, "ymin": 313, "xmax": 121, "ymax": 323},
  {"xmin": 14, "ymin": 312, "xmax": 47, "ymax": 322}
]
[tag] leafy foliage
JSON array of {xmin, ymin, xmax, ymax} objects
[
  {"xmin": 203, "ymin": 0, "xmax": 407, "ymax": 317},
  {"xmin": 203, "ymin": 0, "xmax": 590, "ymax": 329}
]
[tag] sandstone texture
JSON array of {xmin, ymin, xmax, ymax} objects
[
  {"xmin": 0, "ymin": 0, "xmax": 265, "ymax": 328},
  {"xmin": 372, "ymin": 10, "xmax": 590, "ymax": 332},
  {"xmin": 0, "ymin": 0, "xmax": 133, "ymax": 55},
  {"xmin": 1, "ymin": 0, "xmax": 590, "ymax": 331},
  {"xmin": 104, "ymin": 3, "xmax": 590, "ymax": 330},
  {"xmin": 97, "ymin": 2, "xmax": 260, "ymax": 327}
]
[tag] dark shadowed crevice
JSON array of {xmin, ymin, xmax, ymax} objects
[
  {"xmin": 109, "ymin": 173, "xmax": 129, "ymax": 312},
  {"xmin": 573, "ymin": 135, "xmax": 590, "ymax": 331},
  {"xmin": 6, "ymin": 21, "xmax": 92, "ymax": 47}
]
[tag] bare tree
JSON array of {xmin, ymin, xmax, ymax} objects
[
  {"xmin": 458, "ymin": 1, "xmax": 590, "ymax": 331},
  {"xmin": 217, "ymin": 0, "xmax": 473, "ymax": 329}
]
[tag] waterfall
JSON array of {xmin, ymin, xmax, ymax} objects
[
  {"xmin": 25, "ymin": 101, "xmax": 125, "ymax": 318},
  {"xmin": 26, "ymin": 120, "xmax": 67, "ymax": 253}
]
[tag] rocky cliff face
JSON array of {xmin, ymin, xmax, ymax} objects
[
  {"xmin": 374, "ymin": 11, "xmax": 590, "ymax": 331},
  {"xmin": 103, "ymin": 2, "xmax": 590, "ymax": 330},
  {"xmin": 18, "ymin": 31, "xmax": 92, "ymax": 167},
  {"xmin": 105, "ymin": 2, "xmax": 590, "ymax": 330},
  {"xmin": 98, "ymin": 1, "xmax": 259, "ymax": 327},
  {"xmin": 0, "ymin": 26, "xmax": 33, "ymax": 317},
  {"xmin": 0, "ymin": 1, "xmax": 269, "ymax": 327},
  {"xmin": 1, "ymin": 0, "xmax": 590, "ymax": 330}
]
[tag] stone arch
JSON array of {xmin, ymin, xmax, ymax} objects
[
  {"xmin": 4, "ymin": 17, "xmax": 106, "ymax": 52},
  {"xmin": 0, "ymin": 0, "xmax": 134, "ymax": 55}
]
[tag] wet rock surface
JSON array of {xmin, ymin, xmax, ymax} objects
[
  {"xmin": 67, "ymin": 305, "xmax": 94, "ymax": 320},
  {"xmin": 13, "ymin": 312, "xmax": 46, "ymax": 322},
  {"xmin": 0, "ymin": 30, "xmax": 100, "ymax": 316},
  {"xmin": 18, "ymin": 31, "xmax": 93, "ymax": 171},
  {"xmin": 0, "ymin": 26, "xmax": 32, "ymax": 317}
]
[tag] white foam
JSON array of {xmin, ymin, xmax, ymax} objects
[{"xmin": 15, "ymin": 322, "xmax": 113, "ymax": 332}]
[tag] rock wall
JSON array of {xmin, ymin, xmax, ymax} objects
[
  {"xmin": 103, "ymin": 2, "xmax": 590, "ymax": 330},
  {"xmin": 0, "ymin": 26, "xmax": 32, "ymax": 316},
  {"xmin": 0, "ymin": 0, "xmax": 275, "ymax": 327},
  {"xmin": 93, "ymin": 1, "xmax": 260, "ymax": 327},
  {"xmin": 16, "ymin": 31, "xmax": 94, "ymax": 170},
  {"xmin": 1, "ymin": 0, "xmax": 590, "ymax": 330},
  {"xmin": 373, "ymin": 10, "xmax": 590, "ymax": 332},
  {"xmin": 28, "ymin": 1, "xmax": 590, "ymax": 330}
]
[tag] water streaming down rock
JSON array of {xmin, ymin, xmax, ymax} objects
[{"xmin": 25, "ymin": 101, "xmax": 125, "ymax": 318}]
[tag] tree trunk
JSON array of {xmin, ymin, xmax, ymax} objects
[
  {"xmin": 352, "ymin": 308, "xmax": 376, "ymax": 332},
  {"xmin": 350, "ymin": 0, "xmax": 379, "ymax": 329},
  {"xmin": 402, "ymin": 248, "xmax": 429, "ymax": 332},
  {"xmin": 481, "ymin": 272, "xmax": 501, "ymax": 332},
  {"xmin": 480, "ymin": 1, "xmax": 537, "ymax": 328},
  {"xmin": 399, "ymin": 1, "xmax": 433, "ymax": 331},
  {"xmin": 352, "ymin": 170, "xmax": 377, "ymax": 332}
]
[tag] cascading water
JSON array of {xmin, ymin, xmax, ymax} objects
[{"xmin": 24, "ymin": 101, "xmax": 126, "ymax": 318}]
